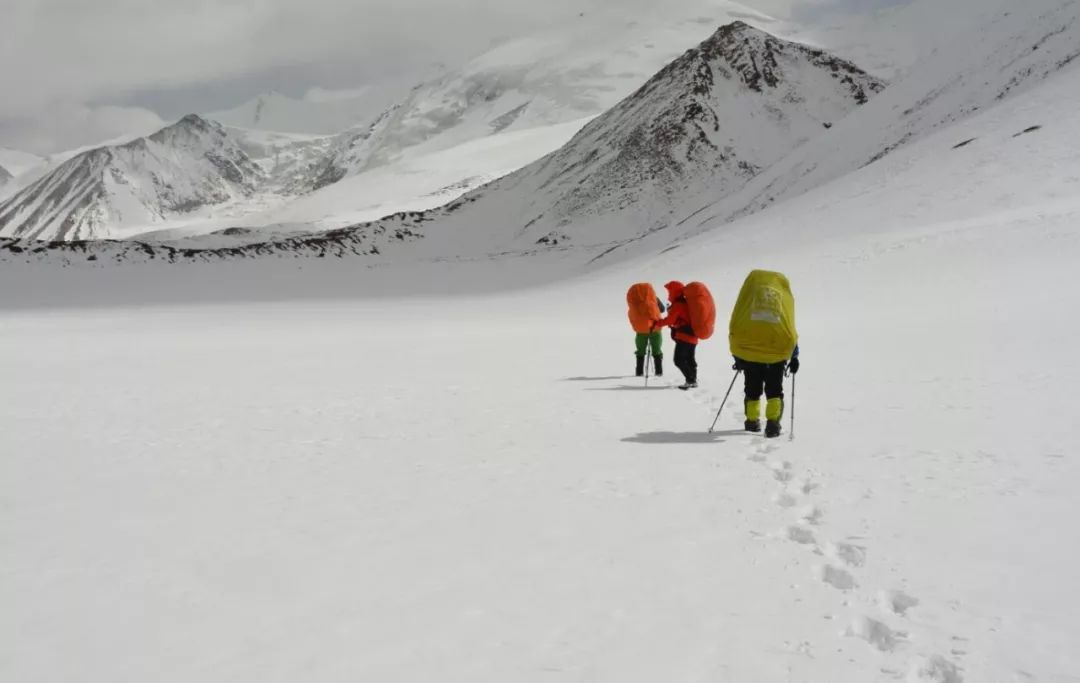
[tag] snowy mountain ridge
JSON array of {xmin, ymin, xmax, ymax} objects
[
  {"xmin": 351, "ymin": 20, "xmax": 884, "ymax": 260},
  {"xmin": 0, "ymin": 21, "xmax": 880, "ymax": 264},
  {"xmin": 0, "ymin": 116, "xmax": 269, "ymax": 241},
  {"xmin": 1, "ymin": 3, "xmax": 790, "ymax": 243},
  {"xmin": 227, "ymin": 127, "xmax": 337, "ymax": 195},
  {"xmin": 296, "ymin": 2, "xmax": 788, "ymax": 188},
  {"xmin": 206, "ymin": 87, "xmax": 409, "ymax": 137},
  {"xmin": 486, "ymin": 21, "xmax": 882, "ymax": 242},
  {"xmin": 676, "ymin": 0, "xmax": 1080, "ymax": 234},
  {"xmin": 5, "ymin": 2, "xmax": 1080, "ymax": 267}
]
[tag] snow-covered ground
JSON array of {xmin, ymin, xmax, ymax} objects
[{"xmin": 4, "ymin": 32, "xmax": 1080, "ymax": 683}]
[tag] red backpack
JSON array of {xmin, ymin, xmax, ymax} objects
[{"xmin": 683, "ymin": 281, "xmax": 716, "ymax": 340}]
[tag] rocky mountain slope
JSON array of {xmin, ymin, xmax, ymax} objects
[
  {"xmin": 227, "ymin": 128, "xmax": 336, "ymax": 195},
  {"xmin": 429, "ymin": 21, "xmax": 882, "ymax": 251},
  {"xmin": 677, "ymin": 0, "xmax": 1080, "ymax": 235},
  {"xmin": 329, "ymin": 20, "xmax": 882, "ymax": 258},
  {"xmin": 0, "ymin": 116, "xmax": 267, "ymax": 241},
  {"xmin": 306, "ymin": 1, "xmax": 786, "ymax": 188}
]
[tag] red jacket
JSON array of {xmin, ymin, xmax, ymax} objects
[{"xmin": 658, "ymin": 281, "xmax": 699, "ymax": 344}]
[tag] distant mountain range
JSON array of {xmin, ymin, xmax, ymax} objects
[
  {"xmin": 4, "ymin": 0, "xmax": 1077, "ymax": 267},
  {"xmin": 394, "ymin": 21, "xmax": 883, "ymax": 257},
  {"xmin": 0, "ymin": 20, "xmax": 881, "ymax": 258},
  {"xmin": 0, "ymin": 1, "xmax": 789, "ymax": 242}
]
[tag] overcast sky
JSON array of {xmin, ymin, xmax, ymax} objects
[{"xmin": 0, "ymin": 0, "xmax": 902, "ymax": 155}]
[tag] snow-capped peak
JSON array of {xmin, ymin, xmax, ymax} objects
[
  {"xmin": 382, "ymin": 20, "xmax": 883, "ymax": 257},
  {"xmin": 306, "ymin": 4, "xmax": 793, "ymax": 187},
  {"xmin": 0, "ymin": 115, "xmax": 266, "ymax": 241},
  {"xmin": 700, "ymin": 21, "xmax": 872, "ymax": 100}
]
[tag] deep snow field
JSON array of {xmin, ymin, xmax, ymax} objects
[{"xmin": 4, "ymin": 20, "xmax": 1080, "ymax": 683}]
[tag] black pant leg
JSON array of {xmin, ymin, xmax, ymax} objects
[
  {"xmin": 673, "ymin": 342, "xmax": 687, "ymax": 380},
  {"xmin": 764, "ymin": 362, "xmax": 785, "ymax": 400},
  {"xmin": 743, "ymin": 361, "xmax": 765, "ymax": 400},
  {"xmin": 674, "ymin": 341, "xmax": 696, "ymax": 382}
]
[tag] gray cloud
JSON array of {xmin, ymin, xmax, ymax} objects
[
  {"xmin": 0, "ymin": 0, "xmax": 891, "ymax": 152},
  {"xmin": 791, "ymin": 0, "xmax": 910, "ymax": 20},
  {"xmin": 0, "ymin": 105, "xmax": 165, "ymax": 156},
  {"xmin": 0, "ymin": 0, "xmax": 653, "ymax": 150},
  {"xmin": 3, "ymin": 1, "xmax": 658, "ymax": 115}
]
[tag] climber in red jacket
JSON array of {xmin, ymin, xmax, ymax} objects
[{"xmin": 656, "ymin": 281, "xmax": 698, "ymax": 389}]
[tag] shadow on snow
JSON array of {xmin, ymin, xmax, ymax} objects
[
  {"xmin": 623, "ymin": 431, "xmax": 729, "ymax": 444},
  {"xmin": 562, "ymin": 375, "xmax": 631, "ymax": 382}
]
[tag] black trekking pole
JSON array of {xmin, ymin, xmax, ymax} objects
[
  {"xmin": 789, "ymin": 374, "xmax": 796, "ymax": 441},
  {"xmin": 708, "ymin": 369, "xmax": 741, "ymax": 433}
]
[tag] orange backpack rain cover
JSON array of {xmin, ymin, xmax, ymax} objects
[
  {"xmin": 626, "ymin": 283, "xmax": 662, "ymax": 333},
  {"xmin": 683, "ymin": 281, "xmax": 717, "ymax": 340}
]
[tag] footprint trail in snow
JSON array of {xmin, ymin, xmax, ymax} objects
[{"xmin": 689, "ymin": 389, "xmax": 971, "ymax": 681}]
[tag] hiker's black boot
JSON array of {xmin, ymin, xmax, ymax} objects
[
  {"xmin": 744, "ymin": 419, "xmax": 761, "ymax": 433},
  {"xmin": 653, "ymin": 355, "xmax": 663, "ymax": 377},
  {"xmin": 765, "ymin": 420, "xmax": 782, "ymax": 438},
  {"xmin": 635, "ymin": 354, "xmax": 645, "ymax": 377}
]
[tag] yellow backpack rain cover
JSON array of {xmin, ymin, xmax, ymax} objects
[{"xmin": 729, "ymin": 270, "xmax": 798, "ymax": 364}]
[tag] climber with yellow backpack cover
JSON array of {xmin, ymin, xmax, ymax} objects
[{"xmin": 729, "ymin": 270, "xmax": 800, "ymax": 438}]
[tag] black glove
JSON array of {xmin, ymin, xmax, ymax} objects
[
  {"xmin": 677, "ymin": 325, "xmax": 695, "ymax": 337},
  {"xmin": 732, "ymin": 357, "xmax": 745, "ymax": 371},
  {"xmin": 788, "ymin": 357, "xmax": 800, "ymax": 375}
]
